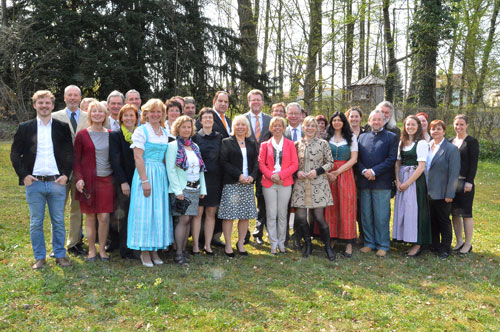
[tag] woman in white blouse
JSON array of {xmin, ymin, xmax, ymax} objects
[{"xmin": 393, "ymin": 115, "xmax": 432, "ymax": 257}]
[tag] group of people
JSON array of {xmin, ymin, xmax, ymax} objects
[{"xmin": 11, "ymin": 85, "xmax": 479, "ymax": 270}]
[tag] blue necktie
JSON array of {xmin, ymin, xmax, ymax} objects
[{"xmin": 292, "ymin": 128, "xmax": 297, "ymax": 142}]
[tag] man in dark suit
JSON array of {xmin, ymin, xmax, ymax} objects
[
  {"xmin": 11, "ymin": 90, "xmax": 74, "ymax": 269},
  {"xmin": 244, "ymin": 89, "xmax": 272, "ymax": 244},
  {"xmin": 357, "ymin": 109, "xmax": 398, "ymax": 257},
  {"xmin": 196, "ymin": 91, "xmax": 232, "ymax": 138},
  {"xmin": 195, "ymin": 91, "xmax": 232, "ymax": 247},
  {"xmin": 284, "ymin": 102, "xmax": 304, "ymax": 142}
]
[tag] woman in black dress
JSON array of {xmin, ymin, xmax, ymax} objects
[
  {"xmin": 450, "ymin": 114, "xmax": 479, "ymax": 255},
  {"xmin": 109, "ymin": 104, "xmax": 139, "ymax": 259},
  {"xmin": 192, "ymin": 108, "xmax": 223, "ymax": 255}
]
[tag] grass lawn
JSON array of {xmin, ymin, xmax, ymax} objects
[{"xmin": 0, "ymin": 141, "xmax": 499, "ymax": 331}]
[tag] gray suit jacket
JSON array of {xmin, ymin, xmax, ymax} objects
[
  {"xmin": 52, "ymin": 109, "xmax": 88, "ymax": 143},
  {"xmin": 244, "ymin": 111, "xmax": 271, "ymax": 145},
  {"xmin": 426, "ymin": 139, "xmax": 461, "ymax": 200}
]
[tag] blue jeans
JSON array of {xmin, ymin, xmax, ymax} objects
[
  {"xmin": 25, "ymin": 181, "xmax": 67, "ymax": 260},
  {"xmin": 359, "ymin": 189, "xmax": 391, "ymax": 251}
]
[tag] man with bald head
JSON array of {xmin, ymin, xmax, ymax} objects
[{"xmin": 52, "ymin": 85, "xmax": 88, "ymax": 256}]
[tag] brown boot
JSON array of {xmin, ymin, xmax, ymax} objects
[{"xmin": 32, "ymin": 259, "xmax": 46, "ymax": 270}]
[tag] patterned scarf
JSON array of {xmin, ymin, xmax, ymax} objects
[
  {"xmin": 121, "ymin": 124, "xmax": 135, "ymax": 144},
  {"xmin": 175, "ymin": 137, "xmax": 206, "ymax": 172}
]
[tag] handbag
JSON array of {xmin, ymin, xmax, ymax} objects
[
  {"xmin": 455, "ymin": 178, "xmax": 466, "ymax": 193},
  {"xmin": 171, "ymin": 196, "xmax": 191, "ymax": 215}
]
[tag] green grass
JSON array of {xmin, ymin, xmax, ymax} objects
[{"xmin": 0, "ymin": 141, "xmax": 499, "ymax": 331}]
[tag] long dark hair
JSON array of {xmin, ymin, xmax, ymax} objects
[
  {"xmin": 400, "ymin": 115, "xmax": 423, "ymax": 155},
  {"xmin": 326, "ymin": 111, "xmax": 353, "ymax": 145}
]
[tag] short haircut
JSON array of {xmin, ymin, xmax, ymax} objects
[
  {"xmin": 269, "ymin": 116, "xmax": 287, "ymax": 130},
  {"xmin": 302, "ymin": 115, "xmax": 318, "ymax": 131},
  {"xmin": 286, "ymin": 102, "xmax": 302, "ymax": 113},
  {"xmin": 429, "ymin": 119, "xmax": 446, "ymax": 131},
  {"xmin": 125, "ymin": 89, "xmax": 141, "ymax": 100},
  {"xmin": 32, "ymin": 90, "xmax": 55, "ymax": 104},
  {"xmin": 87, "ymin": 100, "xmax": 109, "ymax": 127},
  {"xmin": 368, "ymin": 109, "xmax": 384, "ymax": 121},
  {"xmin": 64, "ymin": 85, "xmax": 81, "ymax": 96},
  {"xmin": 198, "ymin": 107, "xmax": 217, "ymax": 121},
  {"xmin": 171, "ymin": 115, "xmax": 195, "ymax": 137},
  {"xmin": 118, "ymin": 104, "xmax": 139, "ymax": 126},
  {"xmin": 231, "ymin": 115, "xmax": 251, "ymax": 138},
  {"xmin": 165, "ymin": 98, "xmax": 182, "ymax": 113},
  {"xmin": 271, "ymin": 102, "xmax": 286, "ymax": 111},
  {"xmin": 107, "ymin": 90, "xmax": 125, "ymax": 104},
  {"xmin": 454, "ymin": 114, "xmax": 468, "ymax": 124},
  {"xmin": 247, "ymin": 89, "xmax": 264, "ymax": 101},
  {"xmin": 212, "ymin": 91, "xmax": 229, "ymax": 105},
  {"xmin": 345, "ymin": 106, "xmax": 363, "ymax": 119},
  {"xmin": 315, "ymin": 114, "xmax": 328, "ymax": 127},
  {"xmin": 80, "ymin": 97, "xmax": 94, "ymax": 110},
  {"xmin": 141, "ymin": 98, "xmax": 166, "ymax": 127},
  {"xmin": 183, "ymin": 96, "xmax": 195, "ymax": 105}
]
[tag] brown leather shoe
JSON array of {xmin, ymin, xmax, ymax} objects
[
  {"xmin": 360, "ymin": 246, "xmax": 372, "ymax": 253},
  {"xmin": 55, "ymin": 257, "xmax": 72, "ymax": 267},
  {"xmin": 376, "ymin": 249, "xmax": 387, "ymax": 257},
  {"xmin": 32, "ymin": 259, "xmax": 46, "ymax": 270}
]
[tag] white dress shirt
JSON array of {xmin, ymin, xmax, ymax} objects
[
  {"xmin": 109, "ymin": 116, "xmax": 120, "ymax": 132},
  {"xmin": 426, "ymin": 138, "xmax": 444, "ymax": 173},
  {"xmin": 32, "ymin": 117, "xmax": 60, "ymax": 176},
  {"xmin": 250, "ymin": 112, "xmax": 263, "ymax": 136},
  {"xmin": 287, "ymin": 125, "xmax": 302, "ymax": 142}
]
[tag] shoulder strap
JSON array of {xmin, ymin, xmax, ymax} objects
[{"xmin": 142, "ymin": 125, "xmax": 149, "ymax": 141}]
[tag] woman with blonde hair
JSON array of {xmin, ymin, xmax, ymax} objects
[{"xmin": 127, "ymin": 99, "xmax": 173, "ymax": 267}]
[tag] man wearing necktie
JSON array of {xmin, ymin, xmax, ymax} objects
[
  {"xmin": 244, "ymin": 89, "xmax": 272, "ymax": 244},
  {"xmin": 284, "ymin": 103, "xmax": 304, "ymax": 142},
  {"xmin": 51, "ymin": 85, "xmax": 88, "ymax": 256},
  {"xmin": 106, "ymin": 90, "xmax": 124, "ymax": 132}
]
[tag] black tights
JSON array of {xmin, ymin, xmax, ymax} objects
[{"xmin": 295, "ymin": 208, "xmax": 330, "ymax": 243}]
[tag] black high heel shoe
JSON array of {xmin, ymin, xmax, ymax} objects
[
  {"xmin": 459, "ymin": 245, "xmax": 472, "ymax": 255},
  {"xmin": 237, "ymin": 245, "xmax": 248, "ymax": 256},
  {"xmin": 406, "ymin": 247, "xmax": 422, "ymax": 257},
  {"xmin": 452, "ymin": 243, "xmax": 465, "ymax": 252},
  {"xmin": 224, "ymin": 250, "xmax": 235, "ymax": 258}
]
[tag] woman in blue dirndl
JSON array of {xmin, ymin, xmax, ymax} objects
[{"xmin": 127, "ymin": 99, "xmax": 173, "ymax": 267}]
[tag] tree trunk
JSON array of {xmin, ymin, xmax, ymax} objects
[
  {"xmin": 331, "ymin": 0, "xmax": 335, "ymax": 110},
  {"xmin": 237, "ymin": 0, "xmax": 259, "ymax": 97},
  {"xmin": 366, "ymin": 0, "xmax": 371, "ymax": 73},
  {"xmin": 304, "ymin": 0, "xmax": 322, "ymax": 113},
  {"xmin": 277, "ymin": 0, "xmax": 283, "ymax": 96},
  {"xmin": 473, "ymin": 0, "xmax": 500, "ymax": 105},
  {"xmin": 345, "ymin": 0, "xmax": 354, "ymax": 88},
  {"xmin": 1, "ymin": 0, "xmax": 7, "ymax": 26},
  {"xmin": 444, "ymin": 21, "xmax": 459, "ymax": 110},
  {"xmin": 359, "ymin": 0, "xmax": 366, "ymax": 79},
  {"xmin": 261, "ymin": 0, "xmax": 271, "ymax": 75},
  {"xmin": 383, "ymin": 0, "xmax": 397, "ymax": 103}
]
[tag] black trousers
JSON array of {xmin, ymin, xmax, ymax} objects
[
  {"xmin": 252, "ymin": 172, "xmax": 267, "ymax": 238},
  {"xmin": 429, "ymin": 198, "xmax": 452, "ymax": 254}
]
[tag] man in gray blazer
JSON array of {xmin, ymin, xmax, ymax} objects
[
  {"xmin": 284, "ymin": 102, "xmax": 305, "ymax": 142},
  {"xmin": 51, "ymin": 85, "xmax": 88, "ymax": 256},
  {"xmin": 425, "ymin": 121, "xmax": 460, "ymax": 259},
  {"xmin": 244, "ymin": 89, "xmax": 272, "ymax": 244}
]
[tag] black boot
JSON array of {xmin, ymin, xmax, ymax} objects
[
  {"xmin": 325, "ymin": 239, "xmax": 336, "ymax": 261},
  {"xmin": 303, "ymin": 239, "xmax": 313, "ymax": 258}
]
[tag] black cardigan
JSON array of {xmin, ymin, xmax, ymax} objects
[
  {"xmin": 219, "ymin": 136, "xmax": 258, "ymax": 185},
  {"xmin": 11, "ymin": 118, "xmax": 73, "ymax": 185},
  {"xmin": 109, "ymin": 129, "xmax": 136, "ymax": 186},
  {"xmin": 449, "ymin": 135, "xmax": 479, "ymax": 184}
]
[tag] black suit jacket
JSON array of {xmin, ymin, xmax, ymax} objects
[
  {"xmin": 109, "ymin": 129, "xmax": 136, "ymax": 186},
  {"xmin": 449, "ymin": 135, "xmax": 479, "ymax": 184},
  {"xmin": 196, "ymin": 112, "xmax": 232, "ymax": 139},
  {"xmin": 11, "ymin": 118, "xmax": 74, "ymax": 185},
  {"xmin": 219, "ymin": 136, "xmax": 259, "ymax": 185}
]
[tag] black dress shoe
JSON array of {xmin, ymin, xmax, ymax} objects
[
  {"xmin": 343, "ymin": 251, "xmax": 352, "ymax": 258},
  {"xmin": 203, "ymin": 248, "xmax": 215, "ymax": 256},
  {"xmin": 105, "ymin": 242, "xmax": 119, "ymax": 253},
  {"xmin": 211, "ymin": 239, "xmax": 226, "ymax": 248},
  {"xmin": 191, "ymin": 249, "xmax": 201, "ymax": 255},
  {"xmin": 254, "ymin": 237, "xmax": 264, "ymax": 245},
  {"xmin": 452, "ymin": 243, "xmax": 465, "ymax": 252},
  {"xmin": 237, "ymin": 248, "xmax": 249, "ymax": 256},
  {"xmin": 224, "ymin": 250, "xmax": 235, "ymax": 258},
  {"xmin": 68, "ymin": 244, "xmax": 87, "ymax": 256},
  {"xmin": 437, "ymin": 251, "xmax": 449, "ymax": 259},
  {"xmin": 459, "ymin": 245, "xmax": 472, "ymax": 255}
]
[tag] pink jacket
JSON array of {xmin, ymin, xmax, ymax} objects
[{"xmin": 258, "ymin": 137, "xmax": 299, "ymax": 188}]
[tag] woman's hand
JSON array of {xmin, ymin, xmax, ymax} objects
[
  {"xmin": 246, "ymin": 176, "xmax": 254, "ymax": 184},
  {"xmin": 327, "ymin": 172, "xmax": 336, "ymax": 182},
  {"xmin": 270, "ymin": 173, "xmax": 281, "ymax": 183},
  {"xmin": 306, "ymin": 169, "xmax": 317, "ymax": 179},
  {"xmin": 238, "ymin": 174, "xmax": 247, "ymax": 184},
  {"xmin": 445, "ymin": 197, "xmax": 453, "ymax": 203},
  {"xmin": 464, "ymin": 182, "xmax": 473, "ymax": 193},
  {"xmin": 121, "ymin": 183, "xmax": 131, "ymax": 197},
  {"xmin": 398, "ymin": 182, "xmax": 409, "ymax": 192},
  {"xmin": 297, "ymin": 171, "xmax": 307, "ymax": 180},
  {"xmin": 142, "ymin": 182, "xmax": 152, "ymax": 197},
  {"xmin": 200, "ymin": 194, "xmax": 205, "ymax": 199},
  {"xmin": 176, "ymin": 194, "xmax": 184, "ymax": 200},
  {"xmin": 76, "ymin": 179, "xmax": 85, "ymax": 193}
]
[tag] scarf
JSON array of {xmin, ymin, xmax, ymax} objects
[
  {"xmin": 121, "ymin": 124, "xmax": 135, "ymax": 144},
  {"xmin": 271, "ymin": 136, "xmax": 284, "ymax": 173},
  {"xmin": 175, "ymin": 137, "xmax": 206, "ymax": 172}
]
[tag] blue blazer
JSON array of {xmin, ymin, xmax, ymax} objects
[
  {"xmin": 426, "ymin": 139, "xmax": 460, "ymax": 200},
  {"xmin": 166, "ymin": 141, "xmax": 207, "ymax": 196},
  {"xmin": 357, "ymin": 129, "xmax": 398, "ymax": 190}
]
